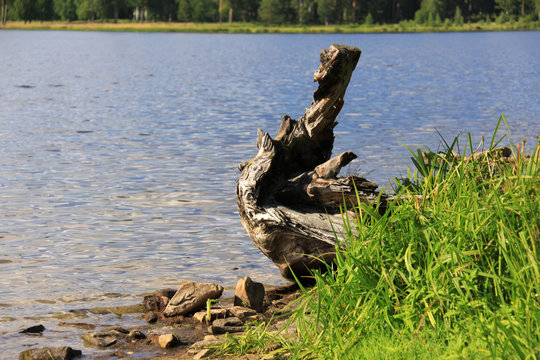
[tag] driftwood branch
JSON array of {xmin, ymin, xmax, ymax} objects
[{"xmin": 236, "ymin": 44, "xmax": 384, "ymax": 280}]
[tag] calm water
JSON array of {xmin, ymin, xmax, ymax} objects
[{"xmin": 0, "ymin": 30, "xmax": 539, "ymax": 357}]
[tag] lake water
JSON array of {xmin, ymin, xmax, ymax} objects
[{"xmin": 0, "ymin": 30, "xmax": 539, "ymax": 357}]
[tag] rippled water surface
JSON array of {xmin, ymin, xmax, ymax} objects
[{"xmin": 0, "ymin": 30, "xmax": 539, "ymax": 357}]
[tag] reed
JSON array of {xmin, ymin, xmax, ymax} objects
[{"xmin": 215, "ymin": 116, "xmax": 540, "ymax": 359}]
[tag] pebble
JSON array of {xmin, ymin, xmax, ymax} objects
[{"xmin": 158, "ymin": 333, "xmax": 178, "ymax": 348}]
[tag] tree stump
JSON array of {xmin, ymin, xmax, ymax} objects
[{"xmin": 236, "ymin": 44, "xmax": 385, "ymax": 281}]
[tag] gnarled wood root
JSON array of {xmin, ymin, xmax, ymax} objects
[{"xmin": 236, "ymin": 44, "xmax": 385, "ymax": 281}]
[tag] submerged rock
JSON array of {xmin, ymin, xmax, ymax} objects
[
  {"xmin": 19, "ymin": 346, "xmax": 81, "ymax": 360},
  {"xmin": 163, "ymin": 281, "xmax": 223, "ymax": 317},
  {"xmin": 234, "ymin": 277, "xmax": 265, "ymax": 313},
  {"xmin": 58, "ymin": 322, "xmax": 95, "ymax": 330},
  {"xmin": 81, "ymin": 327, "xmax": 128, "ymax": 348},
  {"xmin": 19, "ymin": 324, "xmax": 45, "ymax": 334}
]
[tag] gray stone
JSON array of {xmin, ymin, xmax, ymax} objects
[
  {"xmin": 234, "ymin": 277, "xmax": 265, "ymax": 313},
  {"xmin": 209, "ymin": 325, "xmax": 245, "ymax": 335},
  {"xmin": 81, "ymin": 328, "xmax": 128, "ymax": 348},
  {"xmin": 163, "ymin": 281, "xmax": 223, "ymax": 317},
  {"xmin": 193, "ymin": 348, "xmax": 214, "ymax": 359},
  {"xmin": 228, "ymin": 306, "xmax": 257, "ymax": 319},
  {"xmin": 210, "ymin": 317, "xmax": 245, "ymax": 334},
  {"xmin": 193, "ymin": 308, "xmax": 228, "ymax": 323},
  {"xmin": 19, "ymin": 346, "xmax": 81, "ymax": 360},
  {"xmin": 213, "ymin": 317, "xmax": 243, "ymax": 327}
]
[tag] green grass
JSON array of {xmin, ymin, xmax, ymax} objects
[
  {"xmin": 1, "ymin": 20, "xmax": 538, "ymax": 33},
  {"xmin": 212, "ymin": 116, "xmax": 540, "ymax": 359}
]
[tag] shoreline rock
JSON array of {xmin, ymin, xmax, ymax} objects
[
  {"xmin": 19, "ymin": 346, "xmax": 82, "ymax": 360},
  {"xmin": 19, "ymin": 279, "xmax": 301, "ymax": 360},
  {"xmin": 163, "ymin": 281, "xmax": 224, "ymax": 317}
]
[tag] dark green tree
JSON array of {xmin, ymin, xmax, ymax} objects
[
  {"xmin": 495, "ymin": 0, "xmax": 520, "ymax": 14},
  {"xmin": 54, "ymin": 0, "xmax": 77, "ymax": 20},
  {"xmin": 258, "ymin": 0, "xmax": 295, "ymax": 23},
  {"xmin": 316, "ymin": 0, "xmax": 336, "ymax": 24},
  {"xmin": 12, "ymin": 0, "xmax": 36, "ymax": 22},
  {"xmin": 192, "ymin": 0, "xmax": 217, "ymax": 21},
  {"xmin": 75, "ymin": 0, "xmax": 96, "ymax": 20},
  {"xmin": 414, "ymin": 0, "xmax": 442, "ymax": 23},
  {"xmin": 296, "ymin": 0, "xmax": 317, "ymax": 23},
  {"xmin": 176, "ymin": 0, "xmax": 191, "ymax": 21},
  {"xmin": 36, "ymin": 0, "xmax": 56, "ymax": 20},
  {"xmin": 454, "ymin": 5, "xmax": 463, "ymax": 23}
]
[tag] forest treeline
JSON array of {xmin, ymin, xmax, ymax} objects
[{"xmin": 2, "ymin": 0, "xmax": 540, "ymax": 26}]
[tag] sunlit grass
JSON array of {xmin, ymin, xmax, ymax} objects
[
  {"xmin": 1, "ymin": 20, "xmax": 538, "ymax": 33},
  {"xmin": 212, "ymin": 116, "xmax": 540, "ymax": 359}
]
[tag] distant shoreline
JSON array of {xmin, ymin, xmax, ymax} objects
[{"xmin": 1, "ymin": 20, "xmax": 539, "ymax": 33}]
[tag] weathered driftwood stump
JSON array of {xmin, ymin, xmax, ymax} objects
[{"xmin": 236, "ymin": 44, "xmax": 384, "ymax": 281}]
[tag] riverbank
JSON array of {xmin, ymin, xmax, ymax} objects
[
  {"xmin": 210, "ymin": 122, "xmax": 540, "ymax": 359},
  {"xmin": 1, "ymin": 20, "xmax": 538, "ymax": 33},
  {"xmin": 17, "ymin": 280, "xmax": 301, "ymax": 360}
]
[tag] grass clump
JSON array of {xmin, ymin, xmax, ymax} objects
[{"xmin": 214, "ymin": 116, "xmax": 539, "ymax": 359}]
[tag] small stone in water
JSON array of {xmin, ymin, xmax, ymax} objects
[
  {"xmin": 128, "ymin": 330, "xmax": 146, "ymax": 340},
  {"xmin": 19, "ymin": 325, "xmax": 45, "ymax": 334}
]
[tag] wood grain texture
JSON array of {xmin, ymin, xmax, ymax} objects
[{"xmin": 236, "ymin": 44, "xmax": 385, "ymax": 281}]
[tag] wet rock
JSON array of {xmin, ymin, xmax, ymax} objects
[
  {"xmin": 128, "ymin": 330, "xmax": 146, "ymax": 340},
  {"xmin": 210, "ymin": 325, "xmax": 245, "ymax": 335},
  {"xmin": 153, "ymin": 288, "xmax": 177, "ymax": 299},
  {"xmin": 144, "ymin": 311, "xmax": 159, "ymax": 324},
  {"xmin": 58, "ymin": 322, "xmax": 95, "ymax": 330},
  {"xmin": 210, "ymin": 317, "xmax": 245, "ymax": 335},
  {"xmin": 19, "ymin": 324, "xmax": 45, "ymax": 334},
  {"xmin": 143, "ymin": 295, "xmax": 169, "ymax": 312},
  {"xmin": 104, "ymin": 326, "xmax": 129, "ymax": 334},
  {"xmin": 163, "ymin": 282, "xmax": 223, "ymax": 317},
  {"xmin": 213, "ymin": 317, "xmax": 243, "ymax": 327},
  {"xmin": 234, "ymin": 277, "xmax": 265, "ymax": 313},
  {"xmin": 228, "ymin": 306, "xmax": 258, "ymax": 320},
  {"xmin": 81, "ymin": 328, "xmax": 128, "ymax": 348},
  {"xmin": 158, "ymin": 333, "xmax": 179, "ymax": 348},
  {"xmin": 193, "ymin": 308, "xmax": 228, "ymax": 323},
  {"xmin": 19, "ymin": 346, "xmax": 82, "ymax": 360}
]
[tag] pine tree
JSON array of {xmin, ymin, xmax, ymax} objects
[{"xmin": 454, "ymin": 5, "xmax": 463, "ymax": 25}]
